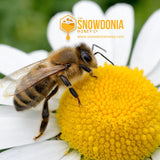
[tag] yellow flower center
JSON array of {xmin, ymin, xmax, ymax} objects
[{"xmin": 56, "ymin": 63, "xmax": 160, "ymax": 160}]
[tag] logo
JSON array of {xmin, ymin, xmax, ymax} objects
[
  {"xmin": 60, "ymin": 15, "xmax": 76, "ymax": 40},
  {"xmin": 59, "ymin": 15, "xmax": 124, "ymax": 40}
]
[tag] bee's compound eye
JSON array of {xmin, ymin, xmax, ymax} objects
[{"xmin": 80, "ymin": 50, "xmax": 91, "ymax": 63}]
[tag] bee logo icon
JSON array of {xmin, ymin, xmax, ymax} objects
[{"xmin": 60, "ymin": 15, "xmax": 76, "ymax": 40}]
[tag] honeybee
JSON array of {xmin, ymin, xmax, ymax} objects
[{"xmin": 0, "ymin": 43, "xmax": 114, "ymax": 140}]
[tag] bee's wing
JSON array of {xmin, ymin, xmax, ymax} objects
[
  {"xmin": 0, "ymin": 59, "xmax": 47, "ymax": 97},
  {"xmin": 14, "ymin": 64, "xmax": 67, "ymax": 95},
  {"xmin": 1, "ymin": 59, "xmax": 46, "ymax": 81}
]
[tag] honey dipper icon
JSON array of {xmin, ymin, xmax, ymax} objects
[{"xmin": 61, "ymin": 17, "xmax": 76, "ymax": 40}]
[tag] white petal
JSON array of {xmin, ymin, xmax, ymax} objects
[
  {"xmin": 0, "ymin": 45, "xmax": 33, "ymax": 75},
  {"xmin": 47, "ymin": 11, "xmax": 73, "ymax": 50},
  {"xmin": 0, "ymin": 106, "xmax": 60, "ymax": 149},
  {"xmin": 147, "ymin": 62, "xmax": 160, "ymax": 86},
  {"xmin": 105, "ymin": 3, "xmax": 134, "ymax": 66},
  {"xmin": 0, "ymin": 78, "xmax": 13, "ymax": 106},
  {"xmin": 61, "ymin": 150, "xmax": 80, "ymax": 160},
  {"xmin": 73, "ymin": 1, "xmax": 104, "ymax": 18},
  {"xmin": 47, "ymin": 10, "xmax": 94, "ymax": 51},
  {"xmin": 29, "ymin": 50, "xmax": 48, "ymax": 61},
  {"xmin": 53, "ymin": 87, "xmax": 65, "ymax": 99},
  {"xmin": 130, "ymin": 9, "xmax": 160, "ymax": 75},
  {"xmin": 151, "ymin": 148, "xmax": 160, "ymax": 160},
  {"xmin": 0, "ymin": 140, "xmax": 69, "ymax": 160},
  {"xmin": 0, "ymin": 70, "xmax": 13, "ymax": 105},
  {"xmin": 47, "ymin": 1, "xmax": 104, "ymax": 50}
]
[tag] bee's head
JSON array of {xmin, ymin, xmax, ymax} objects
[{"xmin": 76, "ymin": 43, "xmax": 97, "ymax": 68}]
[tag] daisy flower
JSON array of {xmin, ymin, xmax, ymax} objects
[{"xmin": 0, "ymin": 1, "xmax": 160, "ymax": 160}]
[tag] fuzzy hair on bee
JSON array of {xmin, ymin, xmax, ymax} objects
[{"xmin": 0, "ymin": 43, "xmax": 114, "ymax": 140}]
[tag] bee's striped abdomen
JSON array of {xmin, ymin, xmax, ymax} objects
[{"xmin": 14, "ymin": 73, "xmax": 56, "ymax": 111}]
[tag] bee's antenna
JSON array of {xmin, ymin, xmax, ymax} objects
[
  {"xmin": 94, "ymin": 52, "xmax": 114, "ymax": 66},
  {"xmin": 92, "ymin": 44, "xmax": 114, "ymax": 66},
  {"xmin": 92, "ymin": 44, "xmax": 106, "ymax": 53}
]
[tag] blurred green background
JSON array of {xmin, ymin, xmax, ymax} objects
[{"xmin": 0, "ymin": 0, "xmax": 160, "ymax": 53}]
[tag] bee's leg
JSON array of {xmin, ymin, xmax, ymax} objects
[
  {"xmin": 60, "ymin": 75, "xmax": 81, "ymax": 106},
  {"xmin": 34, "ymin": 86, "xmax": 59, "ymax": 140},
  {"xmin": 80, "ymin": 64, "xmax": 97, "ymax": 78}
]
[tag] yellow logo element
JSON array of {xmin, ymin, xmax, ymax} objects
[{"xmin": 60, "ymin": 15, "xmax": 76, "ymax": 40}]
